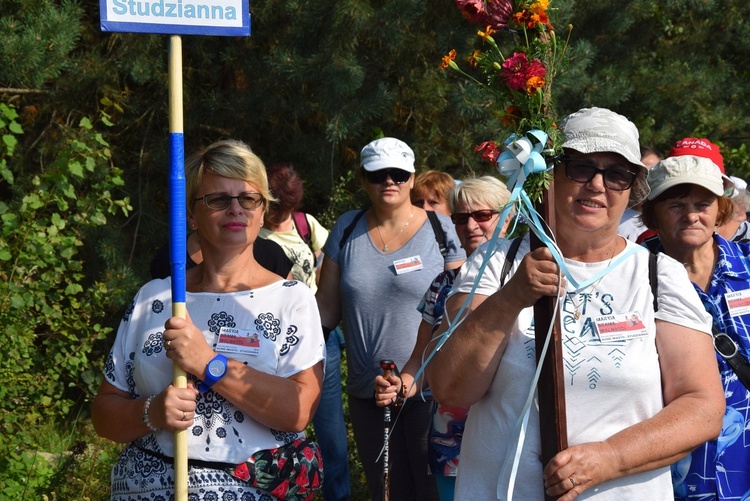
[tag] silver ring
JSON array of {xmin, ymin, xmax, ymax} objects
[
  {"xmin": 165, "ymin": 339, "xmax": 172, "ymax": 349},
  {"xmin": 569, "ymin": 476, "xmax": 577, "ymax": 488}
]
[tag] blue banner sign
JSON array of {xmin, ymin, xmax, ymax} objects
[{"xmin": 100, "ymin": 0, "xmax": 250, "ymax": 36}]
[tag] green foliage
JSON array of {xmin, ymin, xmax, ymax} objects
[
  {"xmin": 0, "ymin": 103, "xmax": 135, "ymax": 498},
  {"xmin": 0, "ymin": 0, "xmax": 83, "ymax": 88}
]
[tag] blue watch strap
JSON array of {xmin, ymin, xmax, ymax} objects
[{"xmin": 199, "ymin": 353, "xmax": 228, "ymax": 392}]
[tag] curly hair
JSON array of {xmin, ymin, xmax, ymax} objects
[{"xmin": 265, "ymin": 163, "xmax": 304, "ymax": 227}]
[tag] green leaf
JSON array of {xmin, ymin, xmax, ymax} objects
[
  {"xmin": 79, "ymin": 117, "xmax": 93, "ymax": 130},
  {"xmin": 68, "ymin": 160, "xmax": 84, "ymax": 177},
  {"xmin": 9, "ymin": 121, "xmax": 23, "ymax": 134}
]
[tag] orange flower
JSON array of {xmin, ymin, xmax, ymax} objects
[
  {"xmin": 468, "ymin": 49, "xmax": 482, "ymax": 67},
  {"xmin": 440, "ymin": 49, "xmax": 457, "ymax": 71},
  {"xmin": 512, "ymin": 11, "xmax": 527, "ymax": 24},
  {"xmin": 477, "ymin": 25, "xmax": 496, "ymax": 41},
  {"xmin": 530, "ymin": 0, "xmax": 549, "ymax": 14},
  {"xmin": 501, "ymin": 105, "xmax": 523, "ymax": 127},
  {"xmin": 525, "ymin": 75, "xmax": 546, "ymax": 94}
]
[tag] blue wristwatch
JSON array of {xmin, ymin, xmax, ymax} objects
[{"xmin": 199, "ymin": 353, "xmax": 228, "ymax": 392}]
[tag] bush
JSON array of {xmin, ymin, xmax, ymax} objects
[{"xmin": 0, "ymin": 102, "xmax": 136, "ymax": 498}]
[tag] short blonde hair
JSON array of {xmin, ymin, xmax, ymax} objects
[
  {"xmin": 185, "ymin": 139, "xmax": 276, "ymax": 217},
  {"xmin": 447, "ymin": 176, "xmax": 512, "ymax": 214}
]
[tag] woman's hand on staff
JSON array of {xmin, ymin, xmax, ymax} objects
[
  {"xmin": 508, "ymin": 246, "xmax": 562, "ymax": 309},
  {"xmin": 150, "ymin": 384, "xmax": 200, "ymax": 431},
  {"xmin": 542, "ymin": 441, "xmax": 615, "ymax": 500},
  {"xmin": 163, "ymin": 311, "xmax": 215, "ymax": 377}
]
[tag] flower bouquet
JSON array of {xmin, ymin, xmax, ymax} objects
[{"xmin": 443, "ymin": 0, "xmax": 570, "ymax": 204}]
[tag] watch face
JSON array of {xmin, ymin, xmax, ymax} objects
[{"xmin": 208, "ymin": 359, "xmax": 226, "ymax": 377}]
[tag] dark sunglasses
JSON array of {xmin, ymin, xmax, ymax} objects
[
  {"xmin": 451, "ymin": 209, "xmax": 499, "ymax": 225},
  {"xmin": 558, "ymin": 155, "xmax": 637, "ymax": 191},
  {"xmin": 194, "ymin": 192, "xmax": 265, "ymax": 210},
  {"xmin": 363, "ymin": 168, "xmax": 412, "ymax": 185}
]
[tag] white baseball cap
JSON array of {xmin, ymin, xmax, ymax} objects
[{"xmin": 360, "ymin": 137, "xmax": 416, "ymax": 173}]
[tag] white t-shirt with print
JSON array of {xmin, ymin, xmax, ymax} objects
[
  {"xmin": 104, "ymin": 277, "xmax": 325, "ymax": 463},
  {"xmin": 448, "ymin": 236, "xmax": 711, "ymax": 500}
]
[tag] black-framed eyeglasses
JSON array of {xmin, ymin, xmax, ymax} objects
[
  {"xmin": 363, "ymin": 168, "xmax": 412, "ymax": 185},
  {"xmin": 557, "ymin": 155, "xmax": 637, "ymax": 191},
  {"xmin": 194, "ymin": 192, "xmax": 265, "ymax": 210},
  {"xmin": 451, "ymin": 209, "xmax": 499, "ymax": 225}
]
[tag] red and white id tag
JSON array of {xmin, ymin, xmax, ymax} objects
[
  {"xmin": 394, "ymin": 255, "xmax": 424, "ymax": 275},
  {"xmin": 725, "ymin": 289, "xmax": 750, "ymax": 317},
  {"xmin": 216, "ymin": 326, "xmax": 261, "ymax": 356},
  {"xmin": 594, "ymin": 312, "xmax": 648, "ymax": 342}
]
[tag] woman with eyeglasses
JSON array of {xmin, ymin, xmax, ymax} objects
[
  {"xmin": 374, "ymin": 176, "xmax": 512, "ymax": 501},
  {"xmin": 316, "ymin": 137, "xmax": 466, "ymax": 501},
  {"xmin": 426, "ymin": 108, "xmax": 724, "ymax": 500},
  {"xmin": 93, "ymin": 139, "xmax": 325, "ymax": 500},
  {"xmin": 639, "ymin": 139, "xmax": 750, "ymax": 501}
]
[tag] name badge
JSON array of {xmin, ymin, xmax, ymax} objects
[
  {"xmin": 394, "ymin": 255, "xmax": 424, "ymax": 275},
  {"xmin": 594, "ymin": 312, "xmax": 648, "ymax": 342},
  {"xmin": 726, "ymin": 289, "xmax": 750, "ymax": 317},
  {"xmin": 216, "ymin": 326, "xmax": 260, "ymax": 356}
]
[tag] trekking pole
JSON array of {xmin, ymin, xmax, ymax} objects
[{"xmin": 380, "ymin": 359, "xmax": 397, "ymax": 501}]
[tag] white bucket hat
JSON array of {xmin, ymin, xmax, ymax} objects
[
  {"xmin": 560, "ymin": 107, "xmax": 649, "ymax": 204},
  {"xmin": 646, "ymin": 155, "xmax": 725, "ymax": 200}
]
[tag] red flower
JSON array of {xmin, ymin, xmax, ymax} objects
[
  {"xmin": 500, "ymin": 52, "xmax": 546, "ymax": 92},
  {"xmin": 475, "ymin": 141, "xmax": 501, "ymax": 163},
  {"xmin": 455, "ymin": 0, "xmax": 512, "ymax": 29},
  {"xmin": 455, "ymin": 0, "xmax": 487, "ymax": 23},
  {"xmin": 484, "ymin": 0, "xmax": 514, "ymax": 29}
]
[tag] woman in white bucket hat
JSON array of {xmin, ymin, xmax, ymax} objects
[{"xmin": 427, "ymin": 108, "xmax": 723, "ymax": 500}]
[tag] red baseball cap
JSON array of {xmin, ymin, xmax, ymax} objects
[
  {"xmin": 667, "ymin": 137, "xmax": 734, "ymax": 194},
  {"xmin": 667, "ymin": 137, "xmax": 725, "ymax": 173}
]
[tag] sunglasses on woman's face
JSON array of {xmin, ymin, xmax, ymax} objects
[
  {"xmin": 558, "ymin": 155, "xmax": 637, "ymax": 191},
  {"xmin": 364, "ymin": 168, "xmax": 412, "ymax": 185},
  {"xmin": 450, "ymin": 209, "xmax": 499, "ymax": 225}
]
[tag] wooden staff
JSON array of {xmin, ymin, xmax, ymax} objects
[
  {"xmin": 532, "ymin": 181, "xmax": 568, "ymax": 501},
  {"xmin": 168, "ymin": 35, "xmax": 188, "ymax": 501}
]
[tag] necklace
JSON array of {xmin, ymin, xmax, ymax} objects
[
  {"xmin": 374, "ymin": 208, "xmax": 414, "ymax": 252},
  {"xmin": 567, "ymin": 242, "xmax": 618, "ymax": 320}
]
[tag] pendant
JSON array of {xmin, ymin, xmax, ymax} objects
[
  {"xmin": 574, "ymin": 311, "xmax": 581, "ymax": 320},
  {"xmin": 383, "ymin": 245, "xmax": 389, "ymax": 252}
]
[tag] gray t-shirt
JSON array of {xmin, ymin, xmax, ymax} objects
[{"xmin": 323, "ymin": 209, "xmax": 465, "ymax": 398}]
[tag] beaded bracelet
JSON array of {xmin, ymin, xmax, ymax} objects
[{"xmin": 142, "ymin": 395, "xmax": 159, "ymax": 432}]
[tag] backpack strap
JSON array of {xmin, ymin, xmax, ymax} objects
[
  {"xmin": 339, "ymin": 209, "xmax": 449, "ymax": 258},
  {"xmin": 339, "ymin": 209, "xmax": 368, "ymax": 249},
  {"xmin": 649, "ymin": 251, "xmax": 658, "ymax": 312},
  {"xmin": 500, "ymin": 236, "xmax": 524, "ymax": 287},
  {"xmin": 292, "ymin": 211, "xmax": 315, "ymax": 254},
  {"xmin": 426, "ymin": 210, "xmax": 448, "ymax": 258}
]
